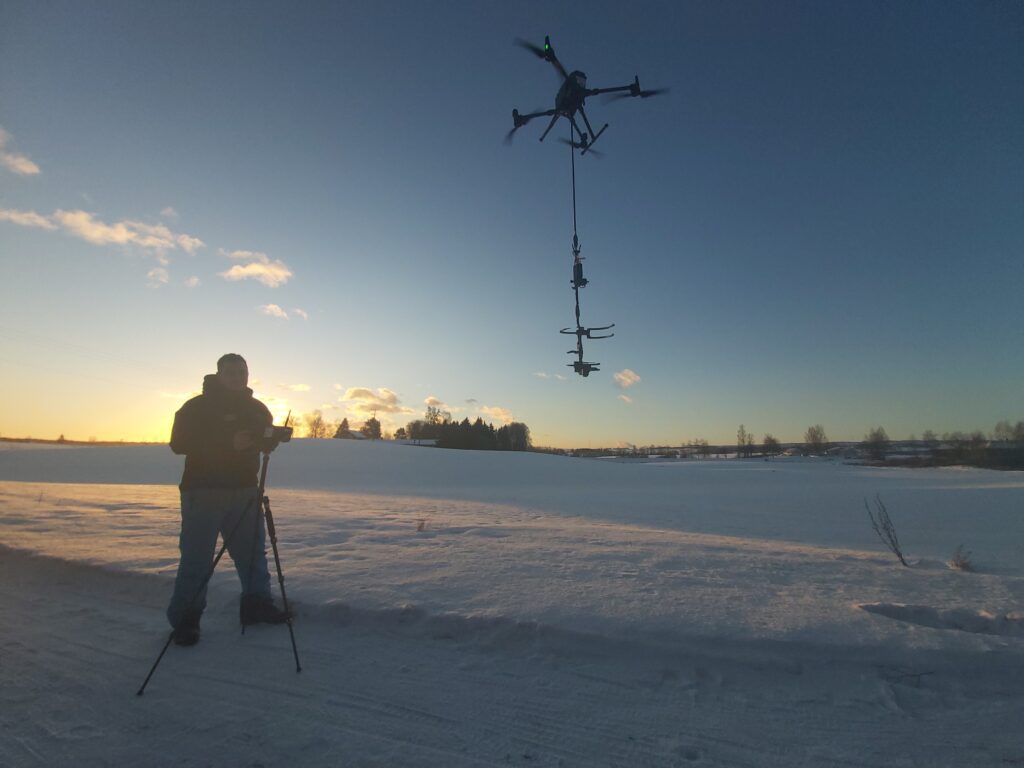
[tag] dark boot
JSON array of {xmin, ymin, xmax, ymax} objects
[
  {"xmin": 172, "ymin": 612, "xmax": 201, "ymax": 646},
  {"xmin": 240, "ymin": 593, "xmax": 291, "ymax": 626}
]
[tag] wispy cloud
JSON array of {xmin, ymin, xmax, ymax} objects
[
  {"xmin": 554, "ymin": 374, "xmax": 567, "ymax": 381},
  {"xmin": 533, "ymin": 372, "xmax": 550, "ymax": 379},
  {"xmin": 613, "ymin": 369, "xmax": 641, "ymax": 389},
  {"xmin": 465, "ymin": 398, "xmax": 478, "ymax": 405},
  {"xmin": 259, "ymin": 303, "xmax": 289, "ymax": 319},
  {"xmin": 618, "ymin": 394, "xmax": 633, "ymax": 404},
  {"xmin": 0, "ymin": 127, "xmax": 40, "ymax": 176},
  {"xmin": 160, "ymin": 207, "xmax": 179, "ymax": 219},
  {"xmin": 53, "ymin": 209, "xmax": 205, "ymax": 254},
  {"xmin": 480, "ymin": 405, "xmax": 514, "ymax": 425},
  {"xmin": 280, "ymin": 383, "xmax": 311, "ymax": 392},
  {"xmin": 176, "ymin": 234, "xmax": 203, "ymax": 254},
  {"xmin": 339, "ymin": 387, "xmax": 416, "ymax": 416},
  {"xmin": 0, "ymin": 207, "xmax": 205, "ymax": 259},
  {"xmin": 293, "ymin": 308, "xmax": 309, "ymax": 320},
  {"xmin": 0, "ymin": 209, "xmax": 57, "ymax": 230},
  {"xmin": 147, "ymin": 267, "xmax": 169, "ymax": 286},
  {"xmin": 184, "ymin": 276, "xmax": 200, "ymax": 288},
  {"xmin": 219, "ymin": 249, "xmax": 292, "ymax": 287}
]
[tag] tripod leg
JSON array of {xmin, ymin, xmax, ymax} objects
[
  {"xmin": 241, "ymin": 453, "xmax": 271, "ymax": 634},
  {"xmin": 263, "ymin": 495, "xmax": 302, "ymax": 673},
  {"xmin": 137, "ymin": 504, "xmax": 255, "ymax": 696}
]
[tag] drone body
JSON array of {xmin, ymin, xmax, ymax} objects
[{"xmin": 507, "ymin": 35, "xmax": 666, "ymax": 154}]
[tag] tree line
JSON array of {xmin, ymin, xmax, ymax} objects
[
  {"xmin": 298, "ymin": 405, "xmax": 532, "ymax": 452},
  {"xmin": 599, "ymin": 419, "xmax": 1024, "ymax": 469},
  {"xmin": 402, "ymin": 406, "xmax": 531, "ymax": 451}
]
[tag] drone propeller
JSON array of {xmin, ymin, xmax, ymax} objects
[
  {"xmin": 514, "ymin": 36, "xmax": 569, "ymax": 80},
  {"xmin": 514, "ymin": 38, "xmax": 548, "ymax": 60},
  {"xmin": 505, "ymin": 107, "xmax": 546, "ymax": 144},
  {"xmin": 557, "ymin": 137, "xmax": 604, "ymax": 158}
]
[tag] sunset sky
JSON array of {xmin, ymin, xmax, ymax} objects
[{"xmin": 2, "ymin": 1, "xmax": 1021, "ymax": 447}]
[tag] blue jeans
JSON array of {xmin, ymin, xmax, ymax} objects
[{"xmin": 166, "ymin": 487, "xmax": 272, "ymax": 628}]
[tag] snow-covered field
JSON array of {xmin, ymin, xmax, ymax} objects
[{"xmin": 1, "ymin": 440, "xmax": 1022, "ymax": 767}]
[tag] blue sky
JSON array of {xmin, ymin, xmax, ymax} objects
[{"xmin": 1, "ymin": 1, "xmax": 1021, "ymax": 446}]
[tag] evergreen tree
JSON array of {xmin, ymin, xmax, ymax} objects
[
  {"xmin": 333, "ymin": 418, "xmax": 352, "ymax": 439},
  {"xmin": 361, "ymin": 416, "xmax": 382, "ymax": 440}
]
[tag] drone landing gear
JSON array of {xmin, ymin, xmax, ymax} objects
[{"xmin": 580, "ymin": 124, "xmax": 607, "ymax": 155}]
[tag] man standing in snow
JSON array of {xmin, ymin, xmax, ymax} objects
[{"xmin": 167, "ymin": 353, "xmax": 290, "ymax": 646}]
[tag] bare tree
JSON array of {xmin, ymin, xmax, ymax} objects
[
  {"xmin": 763, "ymin": 434, "xmax": 780, "ymax": 455},
  {"xmin": 305, "ymin": 410, "xmax": 329, "ymax": 439},
  {"xmin": 804, "ymin": 424, "xmax": 828, "ymax": 455},
  {"xmin": 736, "ymin": 424, "xmax": 749, "ymax": 457},
  {"xmin": 863, "ymin": 426, "xmax": 890, "ymax": 461},
  {"xmin": 865, "ymin": 495, "xmax": 908, "ymax": 567}
]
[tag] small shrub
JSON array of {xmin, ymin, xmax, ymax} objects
[
  {"xmin": 865, "ymin": 494, "xmax": 908, "ymax": 567},
  {"xmin": 950, "ymin": 544, "xmax": 973, "ymax": 571}
]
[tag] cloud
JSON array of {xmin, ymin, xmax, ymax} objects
[
  {"xmin": 219, "ymin": 249, "xmax": 292, "ymax": 287},
  {"xmin": 0, "ymin": 207, "xmax": 206, "ymax": 258},
  {"xmin": 424, "ymin": 396, "xmax": 446, "ymax": 408},
  {"xmin": 51, "ymin": 209, "xmax": 206, "ymax": 255},
  {"xmin": 184, "ymin": 276, "xmax": 200, "ymax": 288},
  {"xmin": 554, "ymin": 374, "xmax": 567, "ymax": 381},
  {"xmin": 222, "ymin": 253, "xmax": 262, "ymax": 264},
  {"xmin": 0, "ymin": 127, "xmax": 40, "ymax": 176},
  {"xmin": 293, "ymin": 308, "xmax": 309, "ymax": 320},
  {"xmin": 533, "ymin": 372, "xmax": 550, "ymax": 379},
  {"xmin": 339, "ymin": 387, "xmax": 416, "ymax": 416},
  {"xmin": 0, "ymin": 208, "xmax": 57, "ymax": 230},
  {"xmin": 465, "ymin": 398, "xmax": 478, "ymax": 405},
  {"xmin": 259, "ymin": 304, "xmax": 289, "ymax": 319},
  {"xmin": 480, "ymin": 405, "xmax": 514, "ymax": 425},
  {"xmin": 618, "ymin": 394, "xmax": 633, "ymax": 404},
  {"xmin": 176, "ymin": 234, "xmax": 204, "ymax": 254},
  {"xmin": 280, "ymin": 383, "xmax": 311, "ymax": 392},
  {"xmin": 147, "ymin": 267, "xmax": 169, "ymax": 285},
  {"xmin": 160, "ymin": 207, "xmax": 179, "ymax": 219},
  {"xmin": 613, "ymin": 369, "xmax": 641, "ymax": 389}
]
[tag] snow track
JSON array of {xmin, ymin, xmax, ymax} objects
[{"xmin": 3, "ymin": 546, "xmax": 1023, "ymax": 767}]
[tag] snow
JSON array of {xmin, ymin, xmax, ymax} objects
[{"xmin": 1, "ymin": 440, "xmax": 1023, "ymax": 766}]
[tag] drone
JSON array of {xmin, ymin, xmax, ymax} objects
[{"xmin": 506, "ymin": 35, "xmax": 667, "ymax": 154}]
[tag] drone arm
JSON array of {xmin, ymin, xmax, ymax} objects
[
  {"xmin": 515, "ymin": 108, "xmax": 557, "ymax": 124},
  {"xmin": 586, "ymin": 84, "xmax": 634, "ymax": 97}
]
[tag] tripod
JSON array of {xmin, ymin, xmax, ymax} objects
[{"xmin": 137, "ymin": 451, "xmax": 301, "ymax": 696}]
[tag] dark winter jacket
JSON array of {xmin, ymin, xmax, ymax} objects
[{"xmin": 170, "ymin": 374, "xmax": 273, "ymax": 490}]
